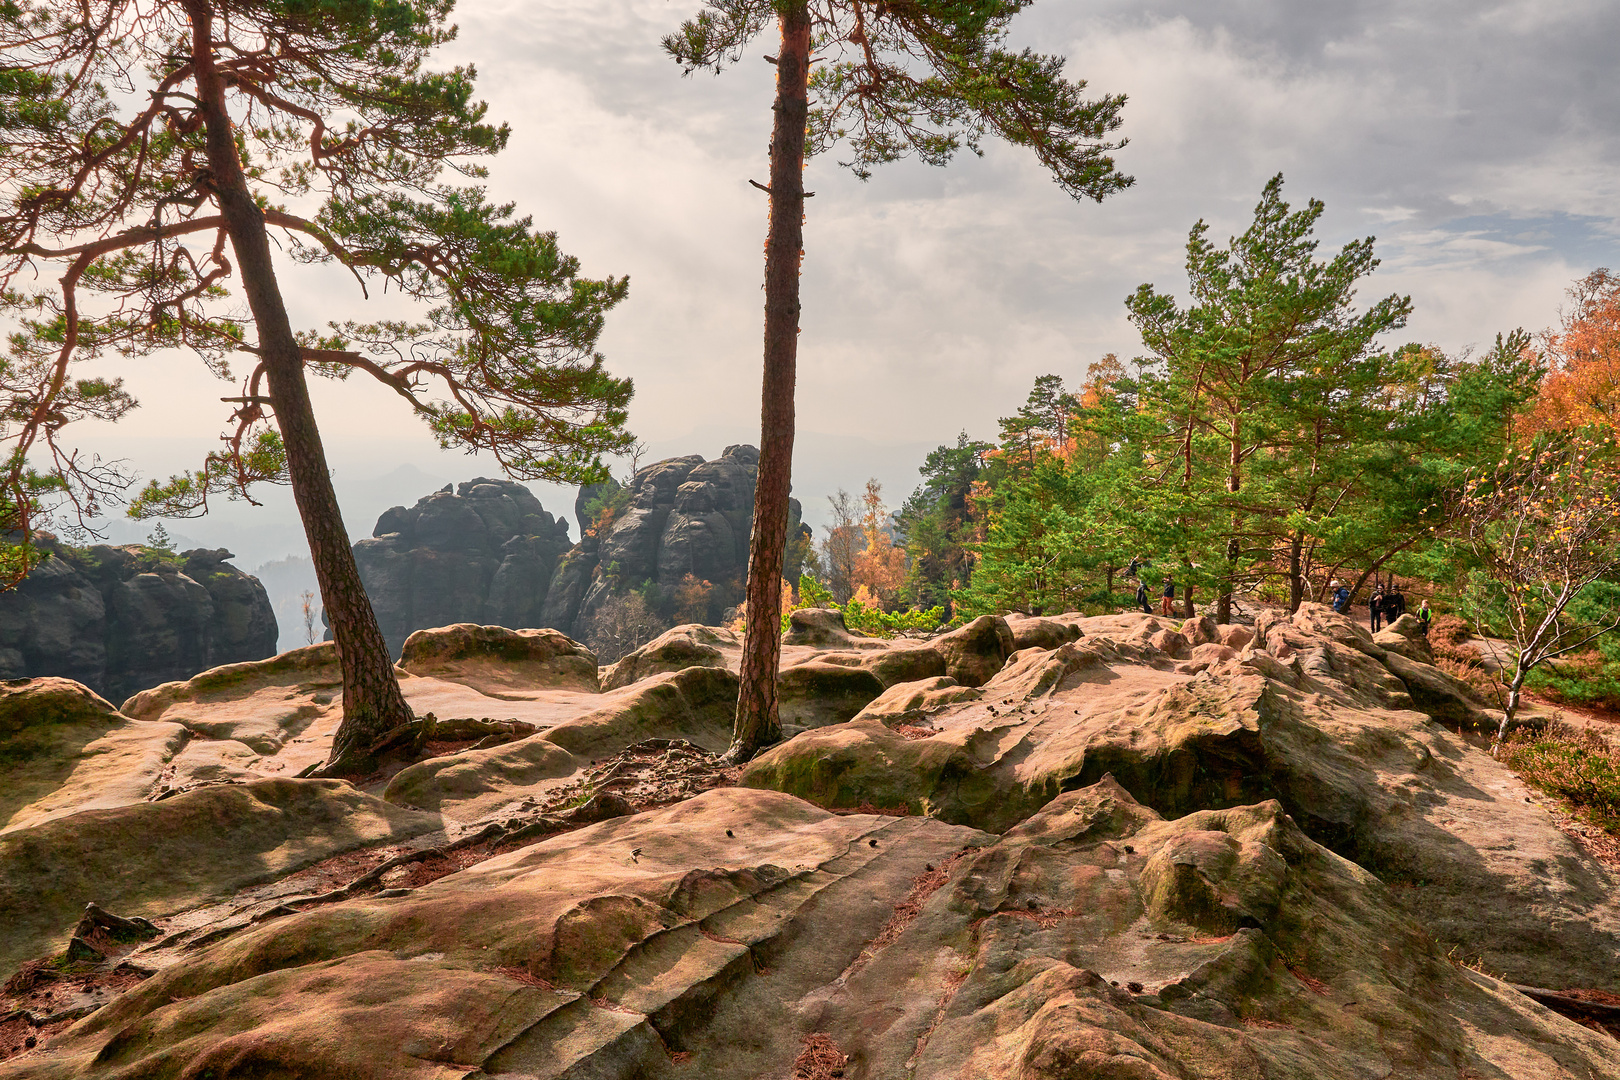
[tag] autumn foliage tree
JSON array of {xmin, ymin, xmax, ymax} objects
[
  {"xmin": 665, "ymin": 0, "xmax": 1132, "ymax": 760},
  {"xmin": 851, "ymin": 478, "xmax": 905, "ymax": 604},
  {"xmin": 0, "ymin": 0, "xmax": 632, "ymax": 767},
  {"xmin": 1529, "ymin": 268, "xmax": 1620, "ymax": 436}
]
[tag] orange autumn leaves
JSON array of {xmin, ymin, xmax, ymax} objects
[
  {"xmin": 819, "ymin": 479, "xmax": 907, "ymax": 607},
  {"xmin": 1529, "ymin": 268, "xmax": 1620, "ymax": 438},
  {"xmin": 852, "ymin": 480, "xmax": 908, "ymax": 605}
]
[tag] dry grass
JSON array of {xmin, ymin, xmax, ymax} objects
[
  {"xmin": 826, "ymin": 802, "xmax": 914, "ymax": 817},
  {"xmin": 1421, "ymin": 616, "xmax": 1511, "ymax": 706},
  {"xmin": 492, "ymin": 967, "xmax": 557, "ymax": 991}
]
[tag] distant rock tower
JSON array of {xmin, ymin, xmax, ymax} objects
[{"xmin": 349, "ymin": 448, "xmax": 806, "ymax": 651}]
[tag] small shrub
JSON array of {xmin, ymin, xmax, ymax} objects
[
  {"xmin": 1499, "ymin": 724, "xmax": 1620, "ymax": 834},
  {"xmin": 791, "ymin": 574, "xmax": 942, "ymax": 637},
  {"xmin": 1527, "ymin": 644, "xmax": 1620, "ymax": 713},
  {"xmin": 1430, "ymin": 613, "xmax": 1473, "ymax": 646},
  {"xmin": 586, "ymin": 592, "xmax": 668, "ymax": 664}
]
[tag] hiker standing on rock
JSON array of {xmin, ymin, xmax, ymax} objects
[
  {"xmin": 1128, "ymin": 555, "xmax": 1152, "ymax": 613},
  {"xmin": 1160, "ymin": 575, "xmax": 1175, "ymax": 618},
  {"xmin": 1331, "ymin": 580, "xmax": 1351, "ymax": 614},
  {"xmin": 1417, "ymin": 600, "xmax": 1431, "ymax": 637},
  {"xmin": 1388, "ymin": 585, "xmax": 1407, "ymax": 621}
]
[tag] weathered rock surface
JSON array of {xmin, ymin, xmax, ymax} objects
[
  {"xmin": 4, "ymin": 602, "xmax": 1620, "ymax": 1077},
  {"xmin": 0, "ymin": 540, "xmax": 276, "ymax": 701},
  {"xmin": 746, "ymin": 604, "xmax": 1620, "ymax": 992},
  {"xmin": 600, "ymin": 624, "xmax": 736, "ymax": 691},
  {"xmin": 0, "ymin": 777, "xmax": 439, "ymax": 976},
  {"xmin": 9, "ymin": 783, "xmax": 1618, "ymax": 1080},
  {"xmin": 352, "ymin": 478, "xmax": 574, "ymax": 656},
  {"xmin": 1374, "ymin": 611, "xmax": 1435, "ymax": 662},
  {"xmin": 0, "ymin": 678, "xmax": 184, "ymax": 835},
  {"xmin": 398, "ymin": 623, "xmax": 599, "ymax": 694}
]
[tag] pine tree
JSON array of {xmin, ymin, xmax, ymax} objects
[
  {"xmin": 666, "ymin": 0, "xmax": 1133, "ymax": 759},
  {"xmin": 1, "ymin": 0, "xmax": 632, "ymax": 768},
  {"xmin": 1124, "ymin": 175, "xmax": 1411, "ymax": 620}
]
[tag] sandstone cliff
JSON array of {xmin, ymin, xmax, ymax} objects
[
  {"xmin": 351, "ymin": 477, "xmax": 574, "ymax": 656},
  {"xmin": 355, "ymin": 448, "xmax": 807, "ymax": 651},
  {"xmin": 0, "ymin": 540, "xmax": 277, "ymax": 702},
  {"xmin": 541, "ymin": 444, "xmax": 806, "ymax": 638}
]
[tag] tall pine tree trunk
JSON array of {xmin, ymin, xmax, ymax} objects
[
  {"xmin": 1288, "ymin": 533, "xmax": 1305, "ymax": 613},
  {"xmin": 187, "ymin": 0, "xmax": 412, "ymax": 766},
  {"xmin": 728, "ymin": 2, "xmax": 811, "ymax": 763},
  {"xmin": 1219, "ymin": 416, "xmax": 1240, "ymax": 624}
]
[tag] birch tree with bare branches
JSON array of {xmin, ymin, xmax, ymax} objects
[{"xmin": 1454, "ymin": 433, "xmax": 1620, "ymax": 751}]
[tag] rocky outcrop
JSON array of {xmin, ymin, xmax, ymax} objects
[
  {"xmin": 0, "ymin": 540, "xmax": 276, "ymax": 701},
  {"xmin": 543, "ymin": 445, "xmax": 805, "ymax": 639},
  {"xmin": 8, "ymin": 603, "xmax": 1620, "ymax": 1077},
  {"xmin": 10, "ymin": 783, "xmax": 1619, "ymax": 1079},
  {"xmin": 351, "ymin": 478, "xmax": 574, "ymax": 656},
  {"xmin": 397, "ymin": 623, "xmax": 599, "ymax": 694},
  {"xmin": 352, "ymin": 451, "xmax": 805, "ymax": 652},
  {"xmin": 601, "ymin": 624, "xmax": 736, "ymax": 691}
]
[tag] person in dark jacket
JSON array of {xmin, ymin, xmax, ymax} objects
[
  {"xmin": 1136, "ymin": 579, "xmax": 1152, "ymax": 614},
  {"xmin": 1160, "ymin": 575, "xmax": 1175, "ymax": 618},
  {"xmin": 1388, "ymin": 587, "xmax": 1407, "ymax": 620},
  {"xmin": 1370, "ymin": 586, "xmax": 1386, "ymax": 632}
]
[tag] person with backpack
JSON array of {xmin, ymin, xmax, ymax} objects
[
  {"xmin": 1135, "ymin": 578, "xmax": 1152, "ymax": 614},
  {"xmin": 1331, "ymin": 579, "xmax": 1351, "ymax": 614}
]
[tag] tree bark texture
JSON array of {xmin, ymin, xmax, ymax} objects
[
  {"xmin": 729, "ymin": 2, "xmax": 811, "ymax": 762},
  {"xmin": 1288, "ymin": 534, "xmax": 1305, "ymax": 613},
  {"xmin": 186, "ymin": 0, "xmax": 413, "ymax": 764}
]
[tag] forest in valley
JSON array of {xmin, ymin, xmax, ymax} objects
[{"xmin": 795, "ymin": 178, "xmax": 1620, "ymax": 716}]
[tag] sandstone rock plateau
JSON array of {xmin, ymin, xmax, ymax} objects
[
  {"xmin": 3, "ymin": 604, "xmax": 1618, "ymax": 1078},
  {"xmin": 0, "ymin": 540, "xmax": 277, "ymax": 702}
]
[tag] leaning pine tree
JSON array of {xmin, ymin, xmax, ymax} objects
[
  {"xmin": 0, "ymin": 0, "xmax": 633, "ymax": 769},
  {"xmin": 666, "ymin": 0, "xmax": 1133, "ymax": 761}
]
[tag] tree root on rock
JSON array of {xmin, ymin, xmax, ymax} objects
[{"xmin": 305, "ymin": 713, "xmax": 542, "ymax": 780}]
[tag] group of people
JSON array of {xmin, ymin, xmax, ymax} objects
[
  {"xmin": 1125, "ymin": 559, "xmax": 1432, "ymax": 637},
  {"xmin": 1127, "ymin": 556, "xmax": 1180, "ymax": 617},
  {"xmin": 1332, "ymin": 578, "xmax": 1431, "ymax": 636}
]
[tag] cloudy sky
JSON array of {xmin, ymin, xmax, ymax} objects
[{"xmin": 70, "ymin": 0, "xmax": 1620, "ymax": 567}]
